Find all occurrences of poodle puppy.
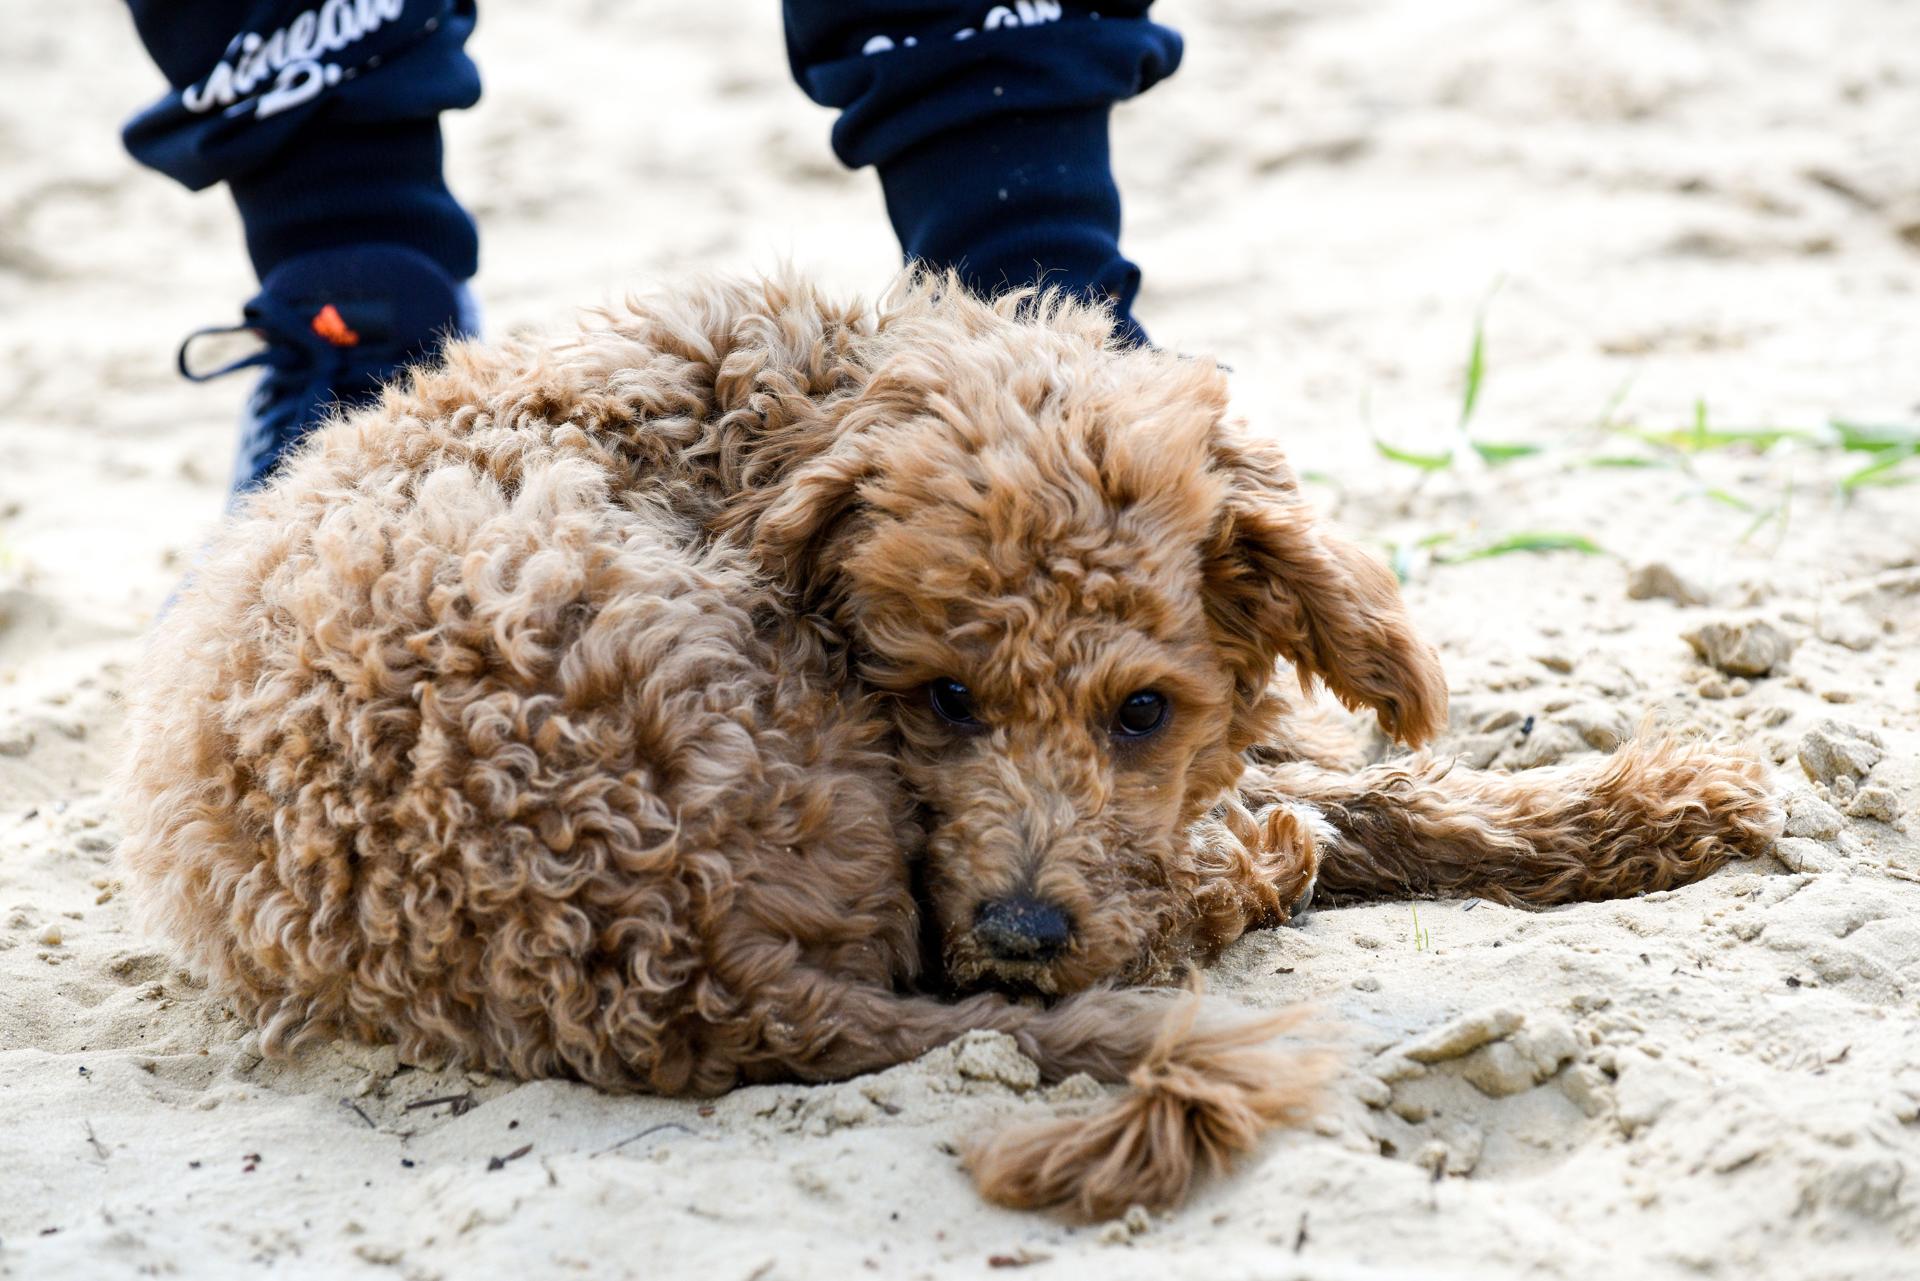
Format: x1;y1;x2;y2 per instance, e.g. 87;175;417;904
120;273;1779;1220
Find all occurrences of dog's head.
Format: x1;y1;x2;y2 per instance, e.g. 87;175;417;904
751;289;1446;995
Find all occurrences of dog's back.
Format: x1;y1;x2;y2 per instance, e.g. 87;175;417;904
118;276;929;1091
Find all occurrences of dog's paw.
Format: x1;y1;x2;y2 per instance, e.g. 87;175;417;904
1189;795;1328;930
1255;801;1329;920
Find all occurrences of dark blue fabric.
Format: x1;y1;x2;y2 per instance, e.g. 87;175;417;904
120;1;1179;337
121;0;480;280
784;1;1180;342
783;3;1180;169
177;243;471;491
877;106;1147;344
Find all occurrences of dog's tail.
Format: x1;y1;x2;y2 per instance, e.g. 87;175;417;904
1243;732;1782;907
969;993;1330;1220
742;970;1331;1220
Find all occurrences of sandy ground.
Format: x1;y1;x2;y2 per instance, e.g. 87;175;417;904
3;1;1919;1277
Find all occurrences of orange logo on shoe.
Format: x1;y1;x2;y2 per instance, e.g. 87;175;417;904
311;304;361;347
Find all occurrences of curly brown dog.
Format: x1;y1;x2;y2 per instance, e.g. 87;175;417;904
119;273;1780;1219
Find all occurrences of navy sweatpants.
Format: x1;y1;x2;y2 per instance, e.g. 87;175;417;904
121;1;1180;332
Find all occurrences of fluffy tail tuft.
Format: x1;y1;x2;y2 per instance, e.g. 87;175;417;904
969;999;1331;1220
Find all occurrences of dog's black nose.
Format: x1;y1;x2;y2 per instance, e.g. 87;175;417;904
974;897;1073;962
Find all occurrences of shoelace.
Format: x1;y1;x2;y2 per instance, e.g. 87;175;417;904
176;293;371;396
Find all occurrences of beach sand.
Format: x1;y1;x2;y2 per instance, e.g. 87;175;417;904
2;1;1917;1277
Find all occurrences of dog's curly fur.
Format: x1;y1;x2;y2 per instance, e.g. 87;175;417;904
120;272;1780;1220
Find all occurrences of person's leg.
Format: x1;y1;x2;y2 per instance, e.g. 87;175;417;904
784;2;1181;346
120;0;483;492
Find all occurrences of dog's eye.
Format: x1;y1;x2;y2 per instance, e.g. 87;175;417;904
1113;690;1169;738
928;678;981;727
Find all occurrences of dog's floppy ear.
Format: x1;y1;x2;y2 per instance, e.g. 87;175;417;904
748;438;874;600
1201;426;1448;747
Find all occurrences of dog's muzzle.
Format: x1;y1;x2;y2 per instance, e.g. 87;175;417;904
973;896;1074;962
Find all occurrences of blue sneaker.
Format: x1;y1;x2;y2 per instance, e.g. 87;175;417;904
178;244;476;495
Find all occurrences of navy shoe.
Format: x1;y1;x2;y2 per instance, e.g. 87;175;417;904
178;244;476;495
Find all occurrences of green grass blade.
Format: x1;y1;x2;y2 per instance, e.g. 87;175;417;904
1593;379;1635;431
1830;420;1920;454
1840;446;1920;491
1460;317;1487;428
1457;277;1504;429
1439;532;1606;563
1470;440;1543;465
1374;438;1455;472
1583;454;1669;469
1737;505;1779;544
1622;425;1812;453
1700;487;1756;512
1737;479;1795;547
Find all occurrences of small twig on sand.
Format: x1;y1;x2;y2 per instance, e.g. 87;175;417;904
486;1143;533;1172
84;1121;109;1160
339;1098;377;1129
404;1092;475;1117
590;1122;694;1158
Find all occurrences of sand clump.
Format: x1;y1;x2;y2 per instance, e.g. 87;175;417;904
1684;616;1795;677
1629;562;1710;608
1799;720;1888;786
